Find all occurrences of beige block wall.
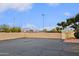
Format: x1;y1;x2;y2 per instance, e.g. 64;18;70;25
0;33;61;40
62;31;75;39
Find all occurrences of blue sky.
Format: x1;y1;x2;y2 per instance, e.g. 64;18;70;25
0;3;79;30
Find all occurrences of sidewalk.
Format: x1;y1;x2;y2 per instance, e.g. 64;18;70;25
64;39;79;43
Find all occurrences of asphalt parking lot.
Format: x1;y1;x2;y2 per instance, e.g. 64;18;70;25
0;38;79;56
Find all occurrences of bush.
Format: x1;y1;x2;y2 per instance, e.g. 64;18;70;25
29;29;34;32
74;32;79;39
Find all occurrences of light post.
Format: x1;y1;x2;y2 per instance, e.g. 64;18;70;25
41;14;45;31
13;17;15;27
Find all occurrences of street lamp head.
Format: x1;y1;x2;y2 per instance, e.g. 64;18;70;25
41;14;45;16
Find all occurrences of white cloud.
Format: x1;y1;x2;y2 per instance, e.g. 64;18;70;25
0;3;32;12
48;3;60;6
64;12;71;16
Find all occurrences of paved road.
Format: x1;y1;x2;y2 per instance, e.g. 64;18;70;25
0;38;79;56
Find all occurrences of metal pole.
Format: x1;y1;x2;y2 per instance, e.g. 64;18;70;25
13;17;15;27
42;14;45;31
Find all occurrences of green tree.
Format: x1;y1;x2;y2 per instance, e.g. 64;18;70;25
57;13;79;38
55;27;62;33
43;29;48;32
10;27;21;32
75;13;79;22
57;21;67;30
29;29;34;32
48;27;62;33
66;17;75;26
